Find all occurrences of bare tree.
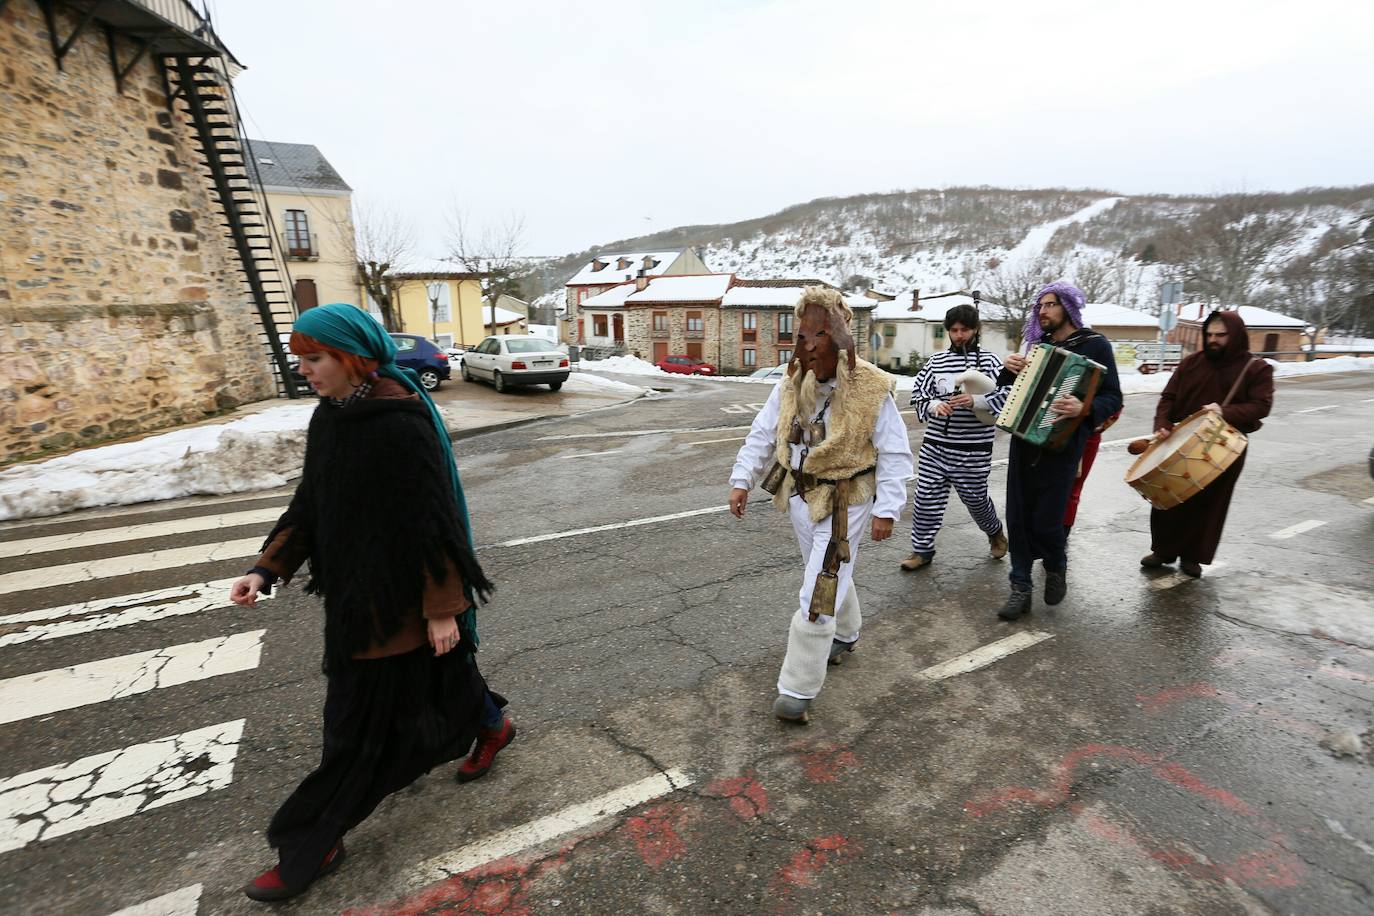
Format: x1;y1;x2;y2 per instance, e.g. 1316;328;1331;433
1068;252;1117;303
1165;195;1301;308
446;209;528;335
350;202;415;332
980;254;1066;350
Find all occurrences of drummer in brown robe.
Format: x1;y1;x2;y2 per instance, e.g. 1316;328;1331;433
1141;310;1274;577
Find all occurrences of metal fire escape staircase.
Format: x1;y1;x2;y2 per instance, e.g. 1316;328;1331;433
163;57;301;398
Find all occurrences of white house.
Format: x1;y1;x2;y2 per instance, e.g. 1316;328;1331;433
870;292;1012;371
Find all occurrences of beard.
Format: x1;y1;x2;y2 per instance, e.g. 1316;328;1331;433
1038;314;1064;336
1204;344;1226;362
792;365;820;420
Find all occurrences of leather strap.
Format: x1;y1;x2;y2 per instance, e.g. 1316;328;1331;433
1222;357;1261;407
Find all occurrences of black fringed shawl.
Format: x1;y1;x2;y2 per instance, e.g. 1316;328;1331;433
263;397;493;670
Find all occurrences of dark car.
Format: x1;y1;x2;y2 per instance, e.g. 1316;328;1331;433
391;334;451;391
655;355;716;376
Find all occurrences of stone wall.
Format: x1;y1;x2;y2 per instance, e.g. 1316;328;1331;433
0;3;275;463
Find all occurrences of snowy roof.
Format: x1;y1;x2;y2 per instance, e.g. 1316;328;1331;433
567;251;684;286
582;274;735;306
722;286;807;307
489;306;525;324
1081;303;1158;328
871;293;979;322
1176;303;1306;328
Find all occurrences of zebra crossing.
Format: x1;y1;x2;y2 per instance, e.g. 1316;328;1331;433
0;493;292;913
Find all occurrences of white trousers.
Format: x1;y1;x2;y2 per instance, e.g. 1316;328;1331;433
777;495;872;700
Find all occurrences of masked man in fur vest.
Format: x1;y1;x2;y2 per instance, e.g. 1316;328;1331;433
729;287;914;723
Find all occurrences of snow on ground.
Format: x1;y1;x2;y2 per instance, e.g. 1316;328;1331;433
578;355;673;377
564;373;655;396
1001;197;1123;268
1270;355;1374;376
0;404;317;521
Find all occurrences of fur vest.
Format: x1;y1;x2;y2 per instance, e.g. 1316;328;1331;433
772;356;897;523
263;396;493;671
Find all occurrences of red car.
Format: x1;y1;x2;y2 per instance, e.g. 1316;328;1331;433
655;355;716;375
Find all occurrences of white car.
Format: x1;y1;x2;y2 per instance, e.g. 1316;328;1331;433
462;335;570;392
748;364;787;381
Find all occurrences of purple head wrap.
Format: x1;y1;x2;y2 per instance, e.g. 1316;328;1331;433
1022;281;1086;349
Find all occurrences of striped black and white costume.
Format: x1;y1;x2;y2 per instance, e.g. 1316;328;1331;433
908;347;1009;557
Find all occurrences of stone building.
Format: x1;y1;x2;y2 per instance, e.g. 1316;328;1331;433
1170;303;1306;359
581;275;874;373
562;247;710;345
1;1;290;462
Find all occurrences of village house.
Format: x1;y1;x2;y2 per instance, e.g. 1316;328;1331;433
562;247;710;344
1;0;298;461
581;275;875;373
869;292;1010;372
244;139;363;311
385;270;491;348
1170;304;1306;359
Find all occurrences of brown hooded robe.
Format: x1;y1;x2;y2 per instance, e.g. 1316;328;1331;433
1149;310;1274;564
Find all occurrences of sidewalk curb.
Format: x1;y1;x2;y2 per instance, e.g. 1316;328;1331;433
448;415;550;443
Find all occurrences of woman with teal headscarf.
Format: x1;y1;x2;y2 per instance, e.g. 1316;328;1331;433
229;304;515;903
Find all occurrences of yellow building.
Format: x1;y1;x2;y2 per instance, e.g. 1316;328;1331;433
245;140;364;312
388;272;500;348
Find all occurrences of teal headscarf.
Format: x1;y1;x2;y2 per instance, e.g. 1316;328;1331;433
294;303;482;645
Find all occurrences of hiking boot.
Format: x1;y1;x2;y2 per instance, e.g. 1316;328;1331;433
773;694;810;723
997;585;1032;621
900;552;933;571
456;718;516;783
1180;560;1203;578
988;529;1008;559
828;638;857;666
244;842;345;902
1140;553;1175;568
1044;568;1067;605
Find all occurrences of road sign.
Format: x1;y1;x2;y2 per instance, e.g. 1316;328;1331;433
1159;310;1178;332
1160;281;1185;305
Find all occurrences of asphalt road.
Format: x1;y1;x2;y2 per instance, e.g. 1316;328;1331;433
1;370;1371;915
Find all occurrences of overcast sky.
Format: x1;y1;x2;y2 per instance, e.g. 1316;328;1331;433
214;0;1374;258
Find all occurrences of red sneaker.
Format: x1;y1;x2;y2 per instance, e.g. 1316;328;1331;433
243;842;345;903
456;718;516;783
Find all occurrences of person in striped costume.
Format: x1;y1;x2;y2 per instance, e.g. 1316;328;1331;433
900;305;1010;570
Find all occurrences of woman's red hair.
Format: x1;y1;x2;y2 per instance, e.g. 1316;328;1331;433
289;331;379;380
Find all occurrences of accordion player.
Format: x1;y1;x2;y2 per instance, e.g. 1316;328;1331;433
994;344;1105;452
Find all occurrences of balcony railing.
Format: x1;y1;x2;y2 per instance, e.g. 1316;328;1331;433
685;328;705;339
650;326;669;338
283;232;319;261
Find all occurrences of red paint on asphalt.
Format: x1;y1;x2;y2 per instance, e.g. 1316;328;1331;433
1136;682;1219;712
790;741;860;783
623;802;689;867
704;773;769;819
347;851;567;916
771;835;858;892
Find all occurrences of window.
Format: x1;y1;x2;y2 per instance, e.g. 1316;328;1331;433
883;324;896;338
777;313;793;341
284;209;312;257
652;311;669;332
393;336;418;352
592;314;609;336
742;312;757;342
934;325;945;339
435;334;454;349
426;282;451;322
777;348;793;364
743;348;757;367
577;288;588;303
686;312;704;332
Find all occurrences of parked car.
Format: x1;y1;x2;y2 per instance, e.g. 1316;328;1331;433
748;364;787;380
462;335;570;392
656;355;717;376
391;334;451;391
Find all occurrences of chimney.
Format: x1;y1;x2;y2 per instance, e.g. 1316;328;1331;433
909;289;920;312
635;275;649;292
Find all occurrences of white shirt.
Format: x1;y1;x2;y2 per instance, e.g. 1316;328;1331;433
729;379;914;520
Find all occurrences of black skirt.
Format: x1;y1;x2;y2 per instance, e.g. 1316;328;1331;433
267;644;499;888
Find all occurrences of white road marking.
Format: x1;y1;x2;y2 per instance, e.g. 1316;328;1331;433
0;538;262;593
489;507;728;549
0;579;250;649
1364;496;1374;507
0;631;264;725
1295;404;1338;414
557;449;625;460
106;883;202;916
1270;519;1327;540
1148;562;1228;591
410;768;691;887
0;507;281;559
536;426;749;441
918;631;1054;681
0;719;244;855
688;436;747;446
1325;818;1374;859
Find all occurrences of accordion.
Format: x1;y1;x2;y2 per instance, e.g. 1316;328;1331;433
995;344;1105;451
